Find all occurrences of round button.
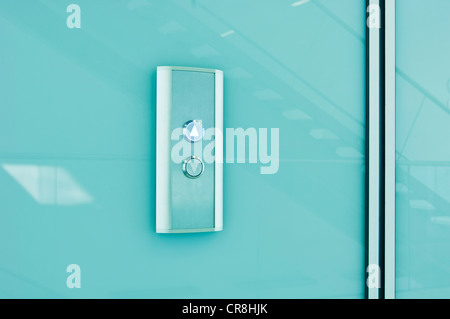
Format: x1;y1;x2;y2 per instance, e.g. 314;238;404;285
183;120;204;143
182;156;204;179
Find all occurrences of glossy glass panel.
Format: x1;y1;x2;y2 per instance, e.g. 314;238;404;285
0;0;366;298
396;0;450;298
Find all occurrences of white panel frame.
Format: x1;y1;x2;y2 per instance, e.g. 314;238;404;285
367;0;381;300
156;66;223;233
384;0;396;300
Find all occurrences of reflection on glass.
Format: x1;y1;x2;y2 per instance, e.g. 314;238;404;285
2;164;93;206
396;0;450;298
0;0;366;298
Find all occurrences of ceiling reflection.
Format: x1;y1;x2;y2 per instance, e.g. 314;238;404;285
2;164;93;206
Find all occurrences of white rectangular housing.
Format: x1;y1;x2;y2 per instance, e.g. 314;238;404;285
156;66;223;233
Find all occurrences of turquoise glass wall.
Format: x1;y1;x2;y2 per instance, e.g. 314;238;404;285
0;0;366;298
396;0;450;298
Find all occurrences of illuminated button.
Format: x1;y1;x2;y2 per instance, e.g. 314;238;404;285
183;120;204;142
182;156;204;178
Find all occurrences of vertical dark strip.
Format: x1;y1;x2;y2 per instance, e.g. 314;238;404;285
379;0;386;300
364;0;370;300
